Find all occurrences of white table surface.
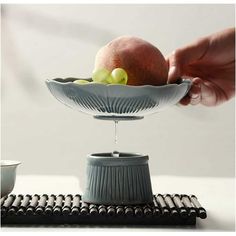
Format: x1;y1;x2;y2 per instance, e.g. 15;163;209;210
1;175;235;232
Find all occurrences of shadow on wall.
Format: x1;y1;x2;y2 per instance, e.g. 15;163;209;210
1;5;115;98
2;6;115;45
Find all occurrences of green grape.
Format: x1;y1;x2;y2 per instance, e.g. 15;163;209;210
105;74;114;84
73;79;90;84
92;68;111;83
111;68;128;85
90;81;106;84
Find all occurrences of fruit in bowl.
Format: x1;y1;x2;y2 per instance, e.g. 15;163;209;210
72;36;168;86
73;67;128;85
94;36;168;86
92;68;128;85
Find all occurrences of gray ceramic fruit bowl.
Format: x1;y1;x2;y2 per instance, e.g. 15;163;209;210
45;78;191;120
1;160;21;197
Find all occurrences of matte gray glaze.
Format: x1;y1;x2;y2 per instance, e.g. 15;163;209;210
45;78;191;120
82;153;153;205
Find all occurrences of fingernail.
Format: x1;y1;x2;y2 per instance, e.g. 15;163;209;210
167;66;177;84
189;93;199;99
168;66;176;78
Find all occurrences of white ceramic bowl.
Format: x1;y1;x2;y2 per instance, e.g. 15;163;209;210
1;160;21;197
46;78;191;120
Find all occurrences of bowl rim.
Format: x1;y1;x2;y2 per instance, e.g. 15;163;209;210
46;78;192;89
1;160;21;167
88;152;148;159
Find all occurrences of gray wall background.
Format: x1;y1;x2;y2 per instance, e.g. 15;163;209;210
1;4;235;186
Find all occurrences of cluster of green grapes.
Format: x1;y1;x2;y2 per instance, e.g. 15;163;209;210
73;68;128;85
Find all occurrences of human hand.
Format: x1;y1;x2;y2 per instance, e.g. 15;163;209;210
166;28;235;106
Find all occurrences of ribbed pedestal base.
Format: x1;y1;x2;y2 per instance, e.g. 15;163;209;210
83;153;153;205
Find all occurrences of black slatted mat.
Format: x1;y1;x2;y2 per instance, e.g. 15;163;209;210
1;194;207;226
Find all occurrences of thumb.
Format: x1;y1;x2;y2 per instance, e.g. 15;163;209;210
166;37;210;84
166;52;181;84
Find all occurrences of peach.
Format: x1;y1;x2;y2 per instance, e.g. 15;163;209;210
94;36;168;86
